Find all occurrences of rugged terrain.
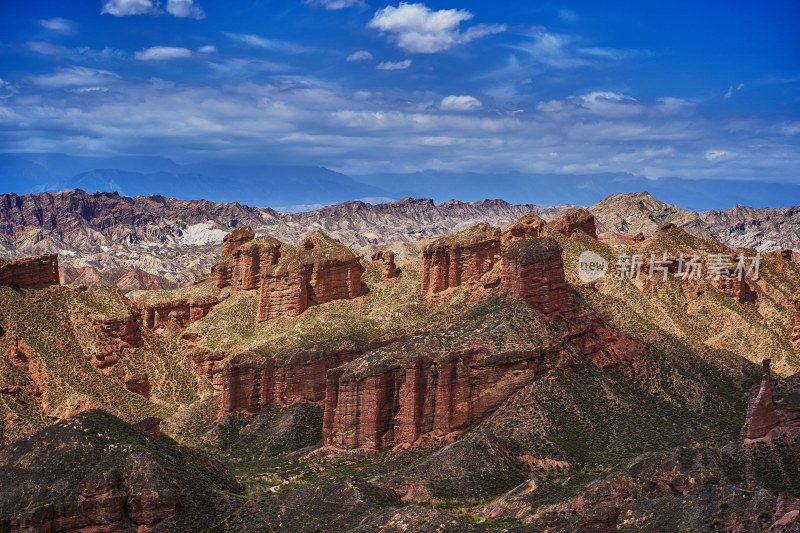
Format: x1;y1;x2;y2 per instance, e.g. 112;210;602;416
1;206;800;531
1;189;798;291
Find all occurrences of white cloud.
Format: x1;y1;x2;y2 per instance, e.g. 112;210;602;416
3;73;797;184
135;46;193;60
705;150;733;161
198;45;217;54
303;0;364;9
225;33;312;54
166;0;205;19
101;0;159;16
368;3;506;54
510;31;634;69
30;66;121;88
347;50;373;62
440;95;482;111
376;59;412;70
27;41;72;56
724;83;744;99
537;91;642;118
38;18;76;34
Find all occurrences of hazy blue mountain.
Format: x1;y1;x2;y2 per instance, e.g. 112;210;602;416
2;152;798;211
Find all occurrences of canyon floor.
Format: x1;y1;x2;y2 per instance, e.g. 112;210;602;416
1;203;800;532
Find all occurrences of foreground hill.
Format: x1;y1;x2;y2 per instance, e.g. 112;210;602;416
2;208;800;530
0;189;797;290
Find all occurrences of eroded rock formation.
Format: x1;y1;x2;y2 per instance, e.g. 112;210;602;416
215;234;282;291
0;254;60;288
420;224;501;298
257;232;362;322
741;359;800;442
372;251;398;280
321;313;645;450
137;296;223;331
94;312;143;348
222;346;365;414
124;372;151;399
499;237;572;319
547;209;597;239
791;294;800;344
220;225;255;257
501;214;546;246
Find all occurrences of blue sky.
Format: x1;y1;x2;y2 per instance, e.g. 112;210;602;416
0;0;798;197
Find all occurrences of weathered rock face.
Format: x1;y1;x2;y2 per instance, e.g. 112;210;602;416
499;237;572;319
94;312;143;348
0;254;60;288
791;294;800;344
124;372;151;399
420;224;501;298
137;296;222;331
322;314;645;450
372;251;398;280
741;359;800;442
222;347;364;414
501;214;546;246
256;232;362;322
220;225;255;257
215;235;282;291
711;275;756;304
548;209;597;239
0;411;242;532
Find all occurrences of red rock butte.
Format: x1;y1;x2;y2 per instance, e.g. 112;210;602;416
420;223;501;298
221;223;649;451
500;237;573;319
741;359;800;442
547;209;597;239
0;254;60;288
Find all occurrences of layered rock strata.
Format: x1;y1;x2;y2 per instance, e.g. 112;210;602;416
222;346;366;414
501;214;546;246
547;209;597;239
741;359;800;441
321;312;645;450
372;251;398;280
137;296;223;331
420;224;501;298
499;237;572;319
0;253;60;288
215;234;282;291
256;232;362;322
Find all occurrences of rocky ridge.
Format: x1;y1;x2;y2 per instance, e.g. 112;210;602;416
2;189;797;291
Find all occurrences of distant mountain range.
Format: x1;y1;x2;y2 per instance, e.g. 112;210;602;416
0;188;797;291
2;151;800;211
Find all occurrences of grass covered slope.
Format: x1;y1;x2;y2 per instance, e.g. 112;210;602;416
0;409;243;531
0;284;200;445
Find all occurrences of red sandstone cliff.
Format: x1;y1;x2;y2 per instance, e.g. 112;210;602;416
501;214;546;246
547;209;597;239
499;237;572;319
0;254;60;288
137;296;223;331
420;223;501;298
256;232;362;322
372;251;398;280
319;237;645;450
741;359;800;442
221;225;255;257
215;234;282;291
